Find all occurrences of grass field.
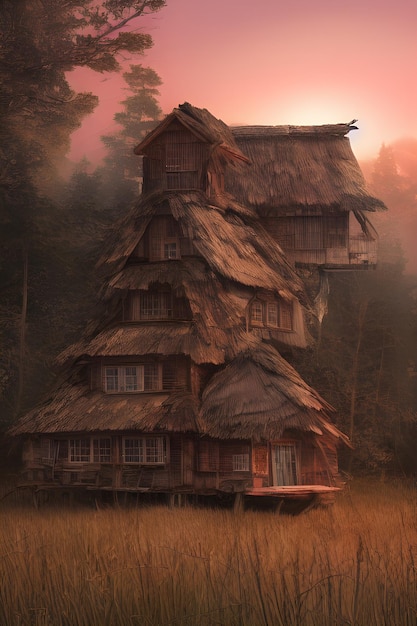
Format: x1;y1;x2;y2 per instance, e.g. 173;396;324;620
1;478;417;625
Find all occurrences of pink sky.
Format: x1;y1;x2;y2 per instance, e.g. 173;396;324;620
69;0;417;164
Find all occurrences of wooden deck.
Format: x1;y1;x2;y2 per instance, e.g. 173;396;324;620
245;485;341;499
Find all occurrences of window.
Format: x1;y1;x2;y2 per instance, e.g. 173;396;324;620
104;364;166;393
232;454;250;472
102;361;187;393
250;301;263;324
139;291;172;319
105;366;144;393
249;299;293;331
164;242;178;259
127;290;190;322
267;303;278;327
122;437;167;464
69;439;90;462
93;438;111;463
68;438;112;463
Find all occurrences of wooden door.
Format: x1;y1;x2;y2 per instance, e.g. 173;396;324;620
272;443;298;486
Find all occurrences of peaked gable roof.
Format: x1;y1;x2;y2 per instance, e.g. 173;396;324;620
134;102;249;165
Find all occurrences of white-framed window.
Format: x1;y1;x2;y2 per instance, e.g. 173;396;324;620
249;299;293;331
69;438;90;462
122;437;167;465
163;242;178;259
232;454;250;472
104;366;144;393
93;438;111;463
104;364;163;393
68;437;112;463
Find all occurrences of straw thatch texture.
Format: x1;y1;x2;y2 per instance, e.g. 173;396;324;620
134;102;249;165
227;126;386;214
99;190;305;299
58;323;229;365
199;343;349;444
10;383;199;435
105;260;260;352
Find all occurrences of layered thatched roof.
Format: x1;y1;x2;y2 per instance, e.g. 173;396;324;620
57;322;257;366
10;384;199;435
12;342;348;446
134;102;249;165
227;124;386;214
99;190;304;299
199;343;350;444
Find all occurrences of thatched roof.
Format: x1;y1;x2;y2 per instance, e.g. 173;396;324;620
58;323;226;365
99;190;305;299
134;102;249;165
12;342;348;446
10;384;199;435
227;124;386;214
199;343;350;445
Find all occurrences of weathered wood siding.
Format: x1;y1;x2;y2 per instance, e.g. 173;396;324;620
20;431;340;493
143;123;209;193
262;213;376;267
131;216;199;261
89;356;190;392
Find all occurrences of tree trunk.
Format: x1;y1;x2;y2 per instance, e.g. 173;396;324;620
15;246;28;416
348;299;369;465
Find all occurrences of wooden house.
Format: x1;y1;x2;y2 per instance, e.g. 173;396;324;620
227;124;386;269
10;103;357;511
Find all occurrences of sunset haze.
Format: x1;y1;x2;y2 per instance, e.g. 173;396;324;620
69;0;417;163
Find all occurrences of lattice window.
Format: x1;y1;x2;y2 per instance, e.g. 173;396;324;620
104;363;182;393
104;366;144;393
250;301;263;324
232;454;250;472
163;242;178;259
267;303;278;327
122;437;167;464
93;438;111;463
69;439;90;462
249;298;293;331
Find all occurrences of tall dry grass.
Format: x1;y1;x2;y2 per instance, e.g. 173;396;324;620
1;479;417;625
